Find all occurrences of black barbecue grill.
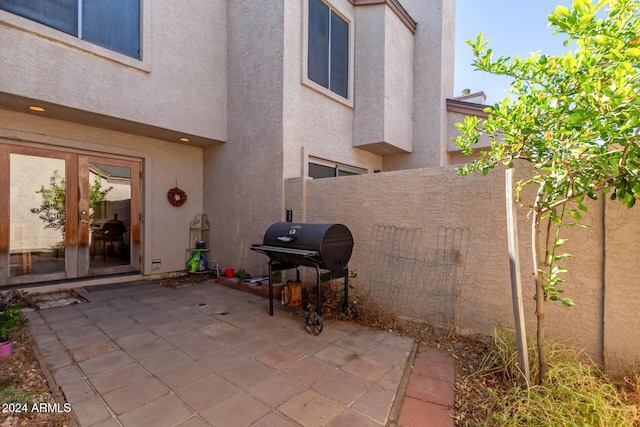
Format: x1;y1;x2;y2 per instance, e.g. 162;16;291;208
251;222;355;334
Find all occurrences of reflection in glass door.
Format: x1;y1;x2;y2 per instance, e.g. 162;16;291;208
88;162;132;270
9;153;73;281
80;155;140;277
2;146;141;286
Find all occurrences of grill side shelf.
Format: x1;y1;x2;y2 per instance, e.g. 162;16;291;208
250;245;320;258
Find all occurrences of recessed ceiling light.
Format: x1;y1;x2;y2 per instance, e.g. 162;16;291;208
179;137;190;142
28;105;46;112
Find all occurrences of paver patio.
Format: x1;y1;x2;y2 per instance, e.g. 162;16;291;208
24;279;455;426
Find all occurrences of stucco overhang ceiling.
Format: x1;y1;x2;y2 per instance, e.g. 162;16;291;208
0;92;223;148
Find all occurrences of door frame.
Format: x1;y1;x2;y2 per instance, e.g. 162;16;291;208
81;155;142;277
0;144;142;286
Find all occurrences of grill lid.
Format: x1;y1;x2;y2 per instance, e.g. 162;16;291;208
253;222;353;271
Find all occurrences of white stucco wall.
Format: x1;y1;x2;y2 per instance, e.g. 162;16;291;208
0;0;227;141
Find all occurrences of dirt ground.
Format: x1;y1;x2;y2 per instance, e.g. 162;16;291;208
0;320;71;427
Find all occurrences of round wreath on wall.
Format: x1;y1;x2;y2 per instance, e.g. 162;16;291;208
167;186;187;207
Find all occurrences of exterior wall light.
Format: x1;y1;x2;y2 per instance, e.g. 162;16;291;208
28;105;46;112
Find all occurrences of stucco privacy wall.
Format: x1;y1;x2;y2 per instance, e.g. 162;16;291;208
0;0;227;142
603;201;640;371
0;109;204;275
285;167;640;370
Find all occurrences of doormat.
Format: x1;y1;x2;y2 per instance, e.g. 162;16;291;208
83;280;150;292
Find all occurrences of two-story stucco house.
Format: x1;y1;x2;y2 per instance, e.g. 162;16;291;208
0;0;456;288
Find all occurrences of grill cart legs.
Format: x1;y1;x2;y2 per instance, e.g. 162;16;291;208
267;261;351;335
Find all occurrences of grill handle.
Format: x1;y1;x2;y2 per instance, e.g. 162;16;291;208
277;227;298;242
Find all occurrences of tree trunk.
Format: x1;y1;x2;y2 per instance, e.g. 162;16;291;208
531;208;548;383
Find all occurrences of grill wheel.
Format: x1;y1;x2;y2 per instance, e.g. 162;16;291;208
305;312;323;335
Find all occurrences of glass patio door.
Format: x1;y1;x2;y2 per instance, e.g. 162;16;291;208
0;145;141;286
81;155;141;276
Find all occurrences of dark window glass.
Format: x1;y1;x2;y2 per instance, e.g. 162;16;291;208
307;0;348;98
309;163;337;179
329;10;348;98
337;168;357;177
310;162;362;179
83;0;139;58
0;0;77;35
308;0;329;88
0;0;140;59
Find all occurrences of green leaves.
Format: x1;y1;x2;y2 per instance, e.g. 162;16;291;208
555;5;572;17
625;47;640;58
30;170;113;238
455;0;640;311
566;110;586;127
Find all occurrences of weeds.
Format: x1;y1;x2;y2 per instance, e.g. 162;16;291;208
0;375;23;390
479;327;639;426
0;305;25;342
0;387;39;406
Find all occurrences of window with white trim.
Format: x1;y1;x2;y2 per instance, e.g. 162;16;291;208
0;0;140;59
307;0;349;99
309;159;364;179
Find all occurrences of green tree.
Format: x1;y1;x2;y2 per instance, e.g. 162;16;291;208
31;170;113;238
455;0;640;383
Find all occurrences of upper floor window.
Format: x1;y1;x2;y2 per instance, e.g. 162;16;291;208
307;0;349;99
0;0;140;59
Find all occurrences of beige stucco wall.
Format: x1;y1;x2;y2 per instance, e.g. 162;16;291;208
208;0;428;276
204;0;287;277
282;0;380;180
284;166;640;370
0;109;204;276
2;0;458;282
383;0;456;170
353;4;414;155
603;200;640;371
0;0;227;142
